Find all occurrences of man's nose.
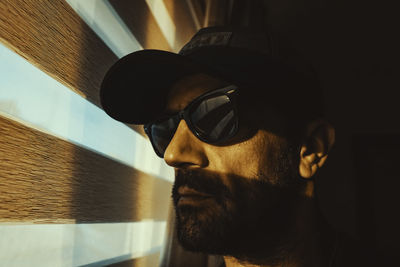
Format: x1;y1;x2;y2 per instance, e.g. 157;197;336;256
164;119;208;168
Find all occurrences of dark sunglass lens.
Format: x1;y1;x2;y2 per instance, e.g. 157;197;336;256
150;117;178;156
189;95;237;142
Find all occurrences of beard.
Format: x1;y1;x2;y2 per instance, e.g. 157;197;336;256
171;143;305;263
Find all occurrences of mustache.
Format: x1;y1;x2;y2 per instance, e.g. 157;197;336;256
172;169;233;202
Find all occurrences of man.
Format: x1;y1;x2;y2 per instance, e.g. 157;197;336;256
100;27;370;267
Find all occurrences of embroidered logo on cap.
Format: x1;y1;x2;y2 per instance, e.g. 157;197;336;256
179;32;232;55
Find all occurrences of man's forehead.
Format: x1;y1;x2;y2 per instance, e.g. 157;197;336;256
165;73;229;113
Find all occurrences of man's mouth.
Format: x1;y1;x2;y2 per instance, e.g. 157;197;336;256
177;186;214;205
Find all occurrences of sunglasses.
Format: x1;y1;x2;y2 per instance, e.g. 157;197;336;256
144;85;239;157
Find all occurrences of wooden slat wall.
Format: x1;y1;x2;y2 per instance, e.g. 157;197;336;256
0;0;116;108
0;0;199;265
0;115;172;223
0;0;148;135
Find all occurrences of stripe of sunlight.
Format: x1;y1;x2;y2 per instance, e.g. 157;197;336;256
0;220;166;267
145;0;178;51
65;0;143;58
0;43;173;182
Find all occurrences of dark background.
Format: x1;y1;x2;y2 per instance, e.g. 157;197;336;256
226;0;400;264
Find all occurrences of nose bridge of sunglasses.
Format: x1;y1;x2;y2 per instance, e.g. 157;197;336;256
168;117;198;149
171;112;187;137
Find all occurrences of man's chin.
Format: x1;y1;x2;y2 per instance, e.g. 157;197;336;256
176;221;233;255
175;204;236;254
174;195;297;258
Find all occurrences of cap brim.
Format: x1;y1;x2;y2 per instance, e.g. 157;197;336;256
100;50;211;124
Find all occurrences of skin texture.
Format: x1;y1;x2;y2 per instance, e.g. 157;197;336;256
162;73;335;267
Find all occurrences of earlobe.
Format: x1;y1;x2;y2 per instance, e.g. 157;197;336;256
298;120;335;179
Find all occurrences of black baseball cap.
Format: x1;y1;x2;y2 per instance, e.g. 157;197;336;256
100;26;320;125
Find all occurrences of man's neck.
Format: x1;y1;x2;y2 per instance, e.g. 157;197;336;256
223;198;335;267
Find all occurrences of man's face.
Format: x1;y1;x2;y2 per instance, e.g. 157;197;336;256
164;73;304;259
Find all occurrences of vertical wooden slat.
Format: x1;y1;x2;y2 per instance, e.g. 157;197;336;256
0;0;117;107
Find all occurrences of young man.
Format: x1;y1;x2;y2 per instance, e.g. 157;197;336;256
100;27;372;267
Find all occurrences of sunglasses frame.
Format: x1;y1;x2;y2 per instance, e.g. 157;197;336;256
144;84;239;157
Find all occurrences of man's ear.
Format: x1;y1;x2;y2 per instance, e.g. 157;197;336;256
299;119;335;179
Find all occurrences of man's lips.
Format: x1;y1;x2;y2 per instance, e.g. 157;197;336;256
178;186;213;197
177;186;214;205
